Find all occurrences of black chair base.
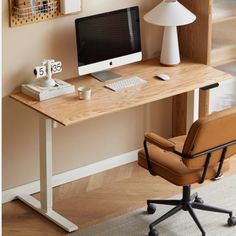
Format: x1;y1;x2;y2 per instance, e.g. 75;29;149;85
147;186;236;236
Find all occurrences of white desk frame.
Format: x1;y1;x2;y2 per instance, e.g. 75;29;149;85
16;114;78;232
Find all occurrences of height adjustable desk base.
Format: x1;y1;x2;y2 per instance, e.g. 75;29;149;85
17;194;78;232
16;114;78;232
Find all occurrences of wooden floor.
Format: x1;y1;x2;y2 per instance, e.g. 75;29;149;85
3;158;236;236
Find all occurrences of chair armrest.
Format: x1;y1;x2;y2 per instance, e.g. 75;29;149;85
145;132;175;151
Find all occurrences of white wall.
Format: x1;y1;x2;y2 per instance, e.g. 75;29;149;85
2;0;173;190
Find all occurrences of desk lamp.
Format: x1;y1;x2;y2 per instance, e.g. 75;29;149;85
144;0;196;66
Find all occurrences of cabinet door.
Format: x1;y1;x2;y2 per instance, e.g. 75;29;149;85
211;0;236;65
210;0;236;112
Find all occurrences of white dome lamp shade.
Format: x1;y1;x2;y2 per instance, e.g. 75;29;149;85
144;0;196;66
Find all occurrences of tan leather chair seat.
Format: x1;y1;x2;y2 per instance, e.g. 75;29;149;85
138;134;229;186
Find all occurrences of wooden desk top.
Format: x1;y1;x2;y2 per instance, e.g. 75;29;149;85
10;59;231;126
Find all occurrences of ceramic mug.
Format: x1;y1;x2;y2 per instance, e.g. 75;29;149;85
78;86;91;100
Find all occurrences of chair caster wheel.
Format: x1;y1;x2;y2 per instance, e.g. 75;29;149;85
147;204;156;214
149;228;159;236
194;196;204;204
228;216;236;226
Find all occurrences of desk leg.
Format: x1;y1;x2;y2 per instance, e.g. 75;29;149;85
172;93;188;136
16;115;78;232
172;90;200;136
199;89;210;118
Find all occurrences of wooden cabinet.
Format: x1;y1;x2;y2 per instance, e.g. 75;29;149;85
172;0;235;134
179;0;236;66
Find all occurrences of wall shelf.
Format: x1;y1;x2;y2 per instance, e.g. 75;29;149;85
9;0;82;27
9;0;61;27
211;45;236;66
213;6;236;24
213;15;236;24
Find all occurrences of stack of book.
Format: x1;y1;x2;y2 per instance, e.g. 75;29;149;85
21;79;75;101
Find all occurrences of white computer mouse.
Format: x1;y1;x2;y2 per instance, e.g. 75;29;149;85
154;73;170;81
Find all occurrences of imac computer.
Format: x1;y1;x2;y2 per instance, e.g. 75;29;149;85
75;6;142;82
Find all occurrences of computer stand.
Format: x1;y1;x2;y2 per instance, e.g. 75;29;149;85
91;70;121;82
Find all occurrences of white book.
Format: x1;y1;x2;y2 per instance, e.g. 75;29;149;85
21;79;75;101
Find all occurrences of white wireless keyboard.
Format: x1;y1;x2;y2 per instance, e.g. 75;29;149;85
105;76;147;91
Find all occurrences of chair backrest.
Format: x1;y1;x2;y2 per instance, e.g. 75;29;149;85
182;106;236;169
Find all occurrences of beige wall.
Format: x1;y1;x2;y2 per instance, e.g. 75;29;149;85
2;0;172;190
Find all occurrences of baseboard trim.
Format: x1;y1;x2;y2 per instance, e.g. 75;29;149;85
2;150;138;203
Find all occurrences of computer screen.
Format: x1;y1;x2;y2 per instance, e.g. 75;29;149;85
75;6;142;81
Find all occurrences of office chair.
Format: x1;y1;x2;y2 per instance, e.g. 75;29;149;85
138;106;236;236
